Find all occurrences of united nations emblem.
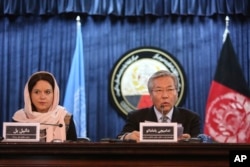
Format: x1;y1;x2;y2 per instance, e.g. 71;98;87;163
109;47;186;117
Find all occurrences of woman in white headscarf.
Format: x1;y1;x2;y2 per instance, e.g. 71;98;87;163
13;71;77;142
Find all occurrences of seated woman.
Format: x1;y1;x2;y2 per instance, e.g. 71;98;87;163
12;71;77;142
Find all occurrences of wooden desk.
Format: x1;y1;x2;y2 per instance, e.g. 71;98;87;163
0;142;249;167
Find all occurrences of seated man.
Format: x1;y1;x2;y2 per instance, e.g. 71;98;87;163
117;70;201;142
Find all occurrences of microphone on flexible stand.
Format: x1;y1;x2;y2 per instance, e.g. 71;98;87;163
39;123;64;143
161;105;167;122
40;123;63;128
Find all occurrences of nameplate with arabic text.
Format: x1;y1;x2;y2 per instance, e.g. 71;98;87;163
2;122;40;142
140;122;177;142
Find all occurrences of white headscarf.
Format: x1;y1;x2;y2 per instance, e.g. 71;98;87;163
13;71;67;142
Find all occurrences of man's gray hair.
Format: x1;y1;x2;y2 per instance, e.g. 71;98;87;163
147;70;179;93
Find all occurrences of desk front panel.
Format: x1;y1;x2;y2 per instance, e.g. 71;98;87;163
0;142;249;167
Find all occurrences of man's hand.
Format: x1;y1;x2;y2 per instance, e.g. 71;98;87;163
124;131;140;142
179;133;191;140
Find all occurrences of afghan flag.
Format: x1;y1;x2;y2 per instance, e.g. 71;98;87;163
204;32;250;143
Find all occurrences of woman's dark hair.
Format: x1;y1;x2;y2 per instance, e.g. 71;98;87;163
28;73;55;93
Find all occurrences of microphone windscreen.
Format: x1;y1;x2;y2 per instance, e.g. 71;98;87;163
40;123;63;128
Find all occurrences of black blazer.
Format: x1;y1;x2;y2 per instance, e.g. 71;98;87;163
118;106;201;138
66;115;77;141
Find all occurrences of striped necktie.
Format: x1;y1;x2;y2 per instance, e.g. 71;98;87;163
161;116;169;123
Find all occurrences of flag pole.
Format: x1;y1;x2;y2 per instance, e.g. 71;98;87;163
223;16;230;42
63;14;87;138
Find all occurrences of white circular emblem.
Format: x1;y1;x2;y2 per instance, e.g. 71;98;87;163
109;47;187;117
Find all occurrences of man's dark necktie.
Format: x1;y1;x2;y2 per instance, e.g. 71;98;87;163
161;116;169;123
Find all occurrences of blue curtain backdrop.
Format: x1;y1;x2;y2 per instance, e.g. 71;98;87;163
0;0;250;141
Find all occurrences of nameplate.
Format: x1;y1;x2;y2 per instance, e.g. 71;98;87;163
2;122;40;142
139;122;177;142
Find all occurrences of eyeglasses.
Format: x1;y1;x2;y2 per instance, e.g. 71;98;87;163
152;88;176;94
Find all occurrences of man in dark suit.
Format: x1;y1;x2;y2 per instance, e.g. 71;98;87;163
117;70;201;142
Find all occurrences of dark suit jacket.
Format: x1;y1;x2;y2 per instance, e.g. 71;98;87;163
66;115;77;141
118;106;201;138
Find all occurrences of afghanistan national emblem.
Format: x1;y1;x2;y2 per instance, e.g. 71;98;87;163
109;47;187;117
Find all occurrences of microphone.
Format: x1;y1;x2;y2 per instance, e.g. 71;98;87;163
161;104;164;113
40;123;63;128
161;105;165;122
